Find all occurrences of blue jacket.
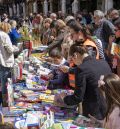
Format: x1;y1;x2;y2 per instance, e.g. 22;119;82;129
9;28;21;45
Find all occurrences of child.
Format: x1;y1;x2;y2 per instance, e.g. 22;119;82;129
48;48;69;89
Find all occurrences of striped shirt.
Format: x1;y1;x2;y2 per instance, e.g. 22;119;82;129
92;36;105;59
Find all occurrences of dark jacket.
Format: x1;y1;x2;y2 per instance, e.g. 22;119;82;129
64;56;111;119
46;28;67;52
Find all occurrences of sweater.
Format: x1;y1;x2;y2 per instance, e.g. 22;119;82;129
0;31;14;68
9;28;21;45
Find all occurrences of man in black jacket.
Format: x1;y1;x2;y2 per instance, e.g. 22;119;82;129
58;44;112;120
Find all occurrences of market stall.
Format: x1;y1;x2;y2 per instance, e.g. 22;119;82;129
1;44;104;129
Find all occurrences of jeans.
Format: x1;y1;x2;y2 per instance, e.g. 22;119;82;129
0;65;11;94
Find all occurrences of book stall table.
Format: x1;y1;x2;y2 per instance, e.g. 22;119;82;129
1;46;105;129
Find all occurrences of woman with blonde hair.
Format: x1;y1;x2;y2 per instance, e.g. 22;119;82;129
57;19;66;29
43;18;52;25
0;22;14;107
0;22;11;33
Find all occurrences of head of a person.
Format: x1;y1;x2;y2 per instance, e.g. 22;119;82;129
110;9;119;22
65;16;75;26
85;24;95;36
107;8;114;19
50;13;57;21
49;48;63;65
58;11;64;19
94;10;104;25
29;13;33;17
3;13;8;19
0;22;11;33
114;18;120;38
57;19;66;30
76;14;82;22
68;21;89;44
43;18;52;29
9;20;17;29
99;74;120;120
35;14;43;21
69;44;88;66
0;123;15;129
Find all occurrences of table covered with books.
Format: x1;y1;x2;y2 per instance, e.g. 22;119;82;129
1;45;104;129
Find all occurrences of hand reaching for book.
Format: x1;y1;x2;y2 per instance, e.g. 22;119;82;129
54;94;67;107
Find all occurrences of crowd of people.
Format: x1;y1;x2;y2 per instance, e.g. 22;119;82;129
0;8;120;129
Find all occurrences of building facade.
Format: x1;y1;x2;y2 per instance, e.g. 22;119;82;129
0;0;7;15
2;0;26;17
2;0;120;17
